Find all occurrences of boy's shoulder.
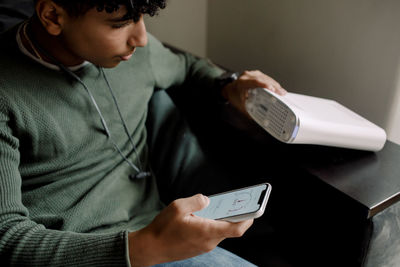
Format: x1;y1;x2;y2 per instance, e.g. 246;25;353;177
0;25;44;93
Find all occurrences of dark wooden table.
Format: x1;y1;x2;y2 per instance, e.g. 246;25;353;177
297;140;400;219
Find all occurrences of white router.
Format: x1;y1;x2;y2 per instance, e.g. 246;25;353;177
245;87;387;151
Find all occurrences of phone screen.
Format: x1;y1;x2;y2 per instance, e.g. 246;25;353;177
194;183;268;220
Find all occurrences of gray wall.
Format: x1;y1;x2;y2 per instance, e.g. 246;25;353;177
387;67;400;143
146;0;400;144
145;0;208;57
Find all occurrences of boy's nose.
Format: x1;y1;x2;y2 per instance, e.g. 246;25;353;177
128;16;147;48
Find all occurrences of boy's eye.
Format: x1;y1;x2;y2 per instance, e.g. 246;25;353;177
111;21;131;29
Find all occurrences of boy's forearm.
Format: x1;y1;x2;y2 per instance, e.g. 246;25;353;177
0;220;128;266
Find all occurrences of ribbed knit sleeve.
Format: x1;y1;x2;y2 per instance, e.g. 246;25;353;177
0;98;130;266
147;33;224;91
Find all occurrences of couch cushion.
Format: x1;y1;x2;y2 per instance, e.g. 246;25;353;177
0;0;33;33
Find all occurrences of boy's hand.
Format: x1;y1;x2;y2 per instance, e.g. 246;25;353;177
128;194;253;266
222;70;287;117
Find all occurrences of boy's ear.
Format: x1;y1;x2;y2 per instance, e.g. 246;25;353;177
35;0;67;36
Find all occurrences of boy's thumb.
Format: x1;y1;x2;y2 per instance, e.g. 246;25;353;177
185;194;209;213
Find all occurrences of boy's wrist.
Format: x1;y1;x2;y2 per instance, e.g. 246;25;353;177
215;72;239;103
128;230;150;267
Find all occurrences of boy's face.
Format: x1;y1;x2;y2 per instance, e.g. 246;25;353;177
59;5;147;68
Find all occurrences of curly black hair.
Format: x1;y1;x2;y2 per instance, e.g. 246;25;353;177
33;0;166;22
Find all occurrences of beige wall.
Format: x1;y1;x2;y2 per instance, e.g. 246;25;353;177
145;0;400;144
145;0;208;57
387;67;400;144
207;0;400;144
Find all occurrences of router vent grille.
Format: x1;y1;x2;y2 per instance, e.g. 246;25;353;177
268;101;289;137
246;88;296;142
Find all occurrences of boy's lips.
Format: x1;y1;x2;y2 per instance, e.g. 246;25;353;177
120;48;136;61
120;53;133;61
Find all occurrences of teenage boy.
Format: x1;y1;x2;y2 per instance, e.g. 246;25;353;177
0;0;286;266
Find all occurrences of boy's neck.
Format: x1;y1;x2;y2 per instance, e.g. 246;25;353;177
28;17;86;67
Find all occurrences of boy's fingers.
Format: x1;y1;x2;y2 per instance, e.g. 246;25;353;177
211;219;254;238
175;194;210;214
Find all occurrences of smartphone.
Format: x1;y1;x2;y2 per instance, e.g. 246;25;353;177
193;183;271;222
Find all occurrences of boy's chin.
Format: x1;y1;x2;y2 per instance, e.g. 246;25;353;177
96;60;122;68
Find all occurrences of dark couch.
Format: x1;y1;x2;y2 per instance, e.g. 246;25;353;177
0;0;32;31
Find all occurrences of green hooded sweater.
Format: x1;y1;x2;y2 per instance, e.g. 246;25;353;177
0;24;223;266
